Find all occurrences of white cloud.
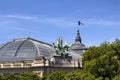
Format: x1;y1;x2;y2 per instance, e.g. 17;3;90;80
0;14;76;27
84;18;120;26
1;14;120;29
4;15;38;20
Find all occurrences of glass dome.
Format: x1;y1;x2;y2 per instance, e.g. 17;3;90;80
0;38;55;61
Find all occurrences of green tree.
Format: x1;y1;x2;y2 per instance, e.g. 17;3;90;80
18;72;41;80
0;74;17;80
46;71;65;80
83;39;120;80
65;70;95;80
113;74;120;80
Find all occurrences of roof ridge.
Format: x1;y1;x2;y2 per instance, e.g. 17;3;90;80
14;39;28;57
30;40;41;57
28;37;52;46
13;37;52;46
0;42;11;52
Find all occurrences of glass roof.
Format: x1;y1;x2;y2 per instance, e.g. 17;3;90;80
0;33;86;62
0;38;55;61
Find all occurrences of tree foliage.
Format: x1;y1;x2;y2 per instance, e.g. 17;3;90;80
46;71;65;80
65;70;95;80
83;39;120;80
113;74;120;80
0;74;17;80
0;72;41;80
19;72;41;80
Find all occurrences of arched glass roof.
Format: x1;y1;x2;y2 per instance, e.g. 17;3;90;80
0;38;55;61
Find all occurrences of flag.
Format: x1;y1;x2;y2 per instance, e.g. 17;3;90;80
78;21;84;26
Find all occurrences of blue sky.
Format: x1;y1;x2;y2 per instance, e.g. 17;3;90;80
0;0;120;46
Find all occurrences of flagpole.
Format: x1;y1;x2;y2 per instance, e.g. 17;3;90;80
77;21;84;31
